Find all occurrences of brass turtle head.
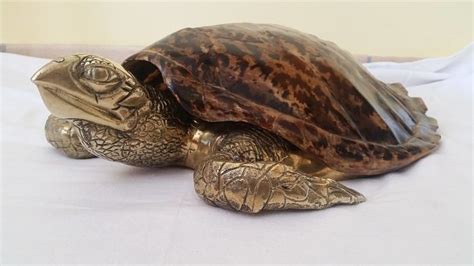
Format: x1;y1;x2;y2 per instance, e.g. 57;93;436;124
32;54;152;131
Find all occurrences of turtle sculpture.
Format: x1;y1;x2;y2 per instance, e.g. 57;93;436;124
31;23;440;213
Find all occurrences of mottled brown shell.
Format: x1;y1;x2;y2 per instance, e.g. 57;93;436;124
123;23;440;175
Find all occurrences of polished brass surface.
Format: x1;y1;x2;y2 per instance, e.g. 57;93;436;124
192;126;364;213
32;54;365;213
195;159;364;213
45;115;95;159
32;55;152;131
184;124;218;169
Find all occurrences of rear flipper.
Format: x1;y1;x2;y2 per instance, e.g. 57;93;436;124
194;155;365;213
388;83;440;140
45;115;96;159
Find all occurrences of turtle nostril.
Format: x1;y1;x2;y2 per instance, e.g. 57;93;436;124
53;57;65;63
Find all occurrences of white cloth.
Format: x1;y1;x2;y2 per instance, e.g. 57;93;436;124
1;45;472;264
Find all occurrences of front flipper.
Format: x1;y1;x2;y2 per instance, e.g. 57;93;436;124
194;156;365;213
45;115;95;159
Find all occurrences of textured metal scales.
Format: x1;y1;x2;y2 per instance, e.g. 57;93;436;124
193;126;364;213
45;115;95;159
124;23;440;175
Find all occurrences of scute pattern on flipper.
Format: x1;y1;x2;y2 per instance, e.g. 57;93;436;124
124;23;440;175
194;156;365;213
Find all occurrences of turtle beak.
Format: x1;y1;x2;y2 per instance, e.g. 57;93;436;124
31;56;89;120
31;57;68;82
31;55;145;131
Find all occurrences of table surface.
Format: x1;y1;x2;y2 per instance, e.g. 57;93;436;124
1;45;472;264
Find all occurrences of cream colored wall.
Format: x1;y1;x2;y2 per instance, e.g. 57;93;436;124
1;1;472;57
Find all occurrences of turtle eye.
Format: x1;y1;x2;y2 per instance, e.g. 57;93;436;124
79;64;124;94
82;65;120;84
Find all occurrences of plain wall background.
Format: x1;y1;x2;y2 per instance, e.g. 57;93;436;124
1;0;472;57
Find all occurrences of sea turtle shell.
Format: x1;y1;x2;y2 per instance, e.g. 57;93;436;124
123;23;440;175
